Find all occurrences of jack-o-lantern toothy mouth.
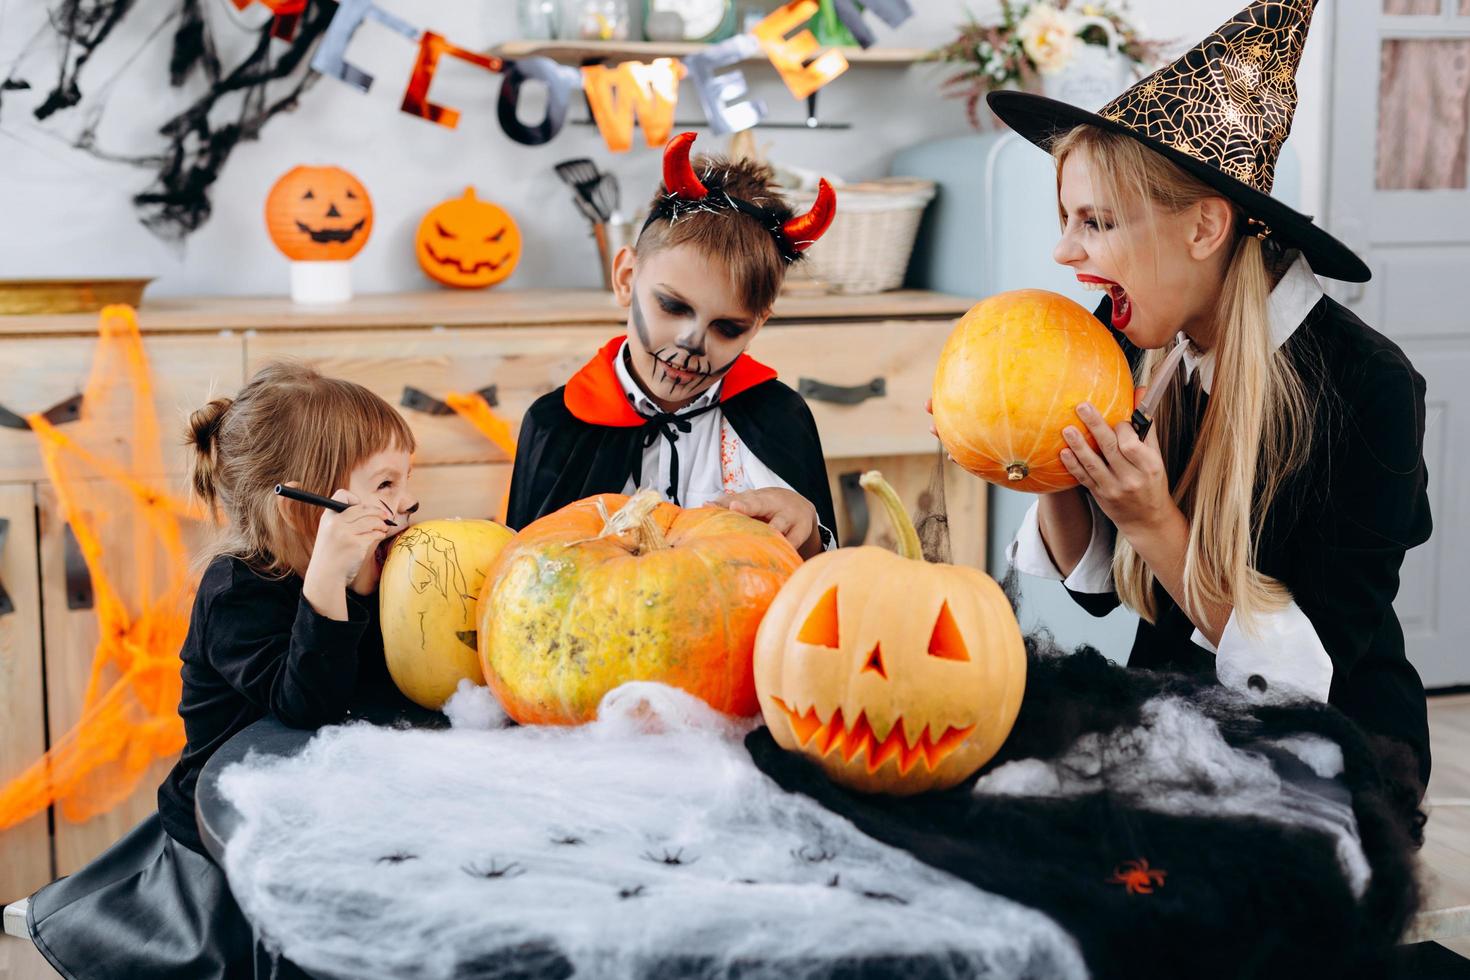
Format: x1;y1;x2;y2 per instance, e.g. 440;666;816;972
424;240;509;274
769;696;976;775
295;218;367;244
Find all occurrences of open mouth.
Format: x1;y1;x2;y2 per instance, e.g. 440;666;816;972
1077;274;1133;331
296;218;366;244
769;696;975;775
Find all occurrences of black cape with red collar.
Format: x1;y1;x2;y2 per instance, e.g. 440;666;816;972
506;337;838;534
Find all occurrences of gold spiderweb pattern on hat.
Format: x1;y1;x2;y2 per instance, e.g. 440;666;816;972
1098;0;1313;195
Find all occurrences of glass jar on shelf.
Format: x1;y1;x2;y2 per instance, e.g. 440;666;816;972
517;0;561;40
562;0;632;41
643;0;736;42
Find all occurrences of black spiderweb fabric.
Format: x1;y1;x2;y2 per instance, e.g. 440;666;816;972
0;0;334;241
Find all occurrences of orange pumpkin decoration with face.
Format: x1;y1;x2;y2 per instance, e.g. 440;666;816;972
415;187;522;289
932;289;1134;493
754;472;1026;795
265;165;373;261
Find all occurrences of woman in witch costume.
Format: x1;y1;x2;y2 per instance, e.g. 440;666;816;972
506;133;840;558
989;0;1433;803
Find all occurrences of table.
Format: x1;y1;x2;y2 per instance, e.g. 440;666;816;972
196;691;442;866
194;683;1469;980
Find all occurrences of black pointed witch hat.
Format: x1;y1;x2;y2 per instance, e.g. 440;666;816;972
988;0;1368;282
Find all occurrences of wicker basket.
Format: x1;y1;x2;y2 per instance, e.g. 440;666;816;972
783;178;936;295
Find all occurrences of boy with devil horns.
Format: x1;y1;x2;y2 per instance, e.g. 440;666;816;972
507;133;840;558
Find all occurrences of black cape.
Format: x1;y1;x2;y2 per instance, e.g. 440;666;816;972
506;339;837;537
1074;294;1433;789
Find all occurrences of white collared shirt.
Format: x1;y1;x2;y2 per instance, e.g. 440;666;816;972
613;341;834;548
1006;253;1334;702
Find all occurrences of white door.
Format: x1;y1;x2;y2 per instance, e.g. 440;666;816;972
1327;0;1470;687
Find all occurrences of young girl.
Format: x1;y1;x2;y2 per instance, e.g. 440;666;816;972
986;0;1433;798
27;361;418;978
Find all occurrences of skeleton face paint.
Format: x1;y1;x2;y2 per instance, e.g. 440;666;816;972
624;245;764;412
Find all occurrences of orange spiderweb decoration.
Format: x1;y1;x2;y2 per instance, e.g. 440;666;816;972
0;306;203;830
445;390;517;524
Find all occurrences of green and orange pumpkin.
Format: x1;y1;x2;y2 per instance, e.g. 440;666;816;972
478;490;802;725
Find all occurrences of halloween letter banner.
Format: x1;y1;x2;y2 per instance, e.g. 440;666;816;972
265;0;915;152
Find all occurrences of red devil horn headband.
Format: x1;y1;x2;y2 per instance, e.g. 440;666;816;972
783;178;836;253
662;131;708;199
658;132;837;257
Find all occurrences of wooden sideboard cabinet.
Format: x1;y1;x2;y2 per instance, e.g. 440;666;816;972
0;287;982;903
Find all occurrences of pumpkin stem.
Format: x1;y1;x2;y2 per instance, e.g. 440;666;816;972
1005;463;1028;482
858;471;922;561
598;489;670;554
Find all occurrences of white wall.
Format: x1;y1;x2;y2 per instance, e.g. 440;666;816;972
0;0;1333;298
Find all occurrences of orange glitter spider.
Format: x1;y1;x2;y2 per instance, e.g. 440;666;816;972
1110;858;1167;895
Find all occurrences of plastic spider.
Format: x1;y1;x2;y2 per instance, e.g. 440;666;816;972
1110;858;1167;895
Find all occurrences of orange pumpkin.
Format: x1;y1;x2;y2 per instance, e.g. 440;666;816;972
478;490;802;725
265;165;373;261
415;187;522;289
932;289;1134;493
754;472;1026;795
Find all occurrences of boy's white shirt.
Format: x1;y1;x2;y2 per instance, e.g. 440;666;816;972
1006;254;1334;702
613;340;834;549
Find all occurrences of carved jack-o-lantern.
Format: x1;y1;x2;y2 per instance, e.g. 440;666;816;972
265;165;374;261
415;187;522;289
754;472;1026;795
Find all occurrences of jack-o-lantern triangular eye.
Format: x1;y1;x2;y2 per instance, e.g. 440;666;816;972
927;601;970;662
862;643;886;678
797;586;840;648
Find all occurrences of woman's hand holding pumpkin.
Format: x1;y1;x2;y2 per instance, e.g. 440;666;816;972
1060;398;1176;537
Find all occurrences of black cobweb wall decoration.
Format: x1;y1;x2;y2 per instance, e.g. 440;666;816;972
0;0;334;242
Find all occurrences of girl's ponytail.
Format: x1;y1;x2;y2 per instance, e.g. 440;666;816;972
187;397;232;513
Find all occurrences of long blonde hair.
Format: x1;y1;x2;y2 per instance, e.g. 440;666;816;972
1052;126;1314;633
186;361;416;578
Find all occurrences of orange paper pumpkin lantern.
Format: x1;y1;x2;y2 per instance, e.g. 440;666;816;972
754;472;1026;795
932;289;1134;493
264;165;374;261
477;490;802;725
415;188;522;289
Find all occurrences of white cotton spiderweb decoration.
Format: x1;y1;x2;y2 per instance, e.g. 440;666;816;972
220;683;1086;980
973;696;1370;897
443;678;510;731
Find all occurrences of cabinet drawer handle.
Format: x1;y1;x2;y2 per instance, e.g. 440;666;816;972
799;377;885;406
0;392;84;431
0;518;13;617
400;385;498;416
64;523;94;611
838;471;869;548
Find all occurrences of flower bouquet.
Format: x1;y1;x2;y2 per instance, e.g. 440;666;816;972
932;1;1168;128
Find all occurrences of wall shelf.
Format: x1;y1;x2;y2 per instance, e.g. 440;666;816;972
490;39;932;66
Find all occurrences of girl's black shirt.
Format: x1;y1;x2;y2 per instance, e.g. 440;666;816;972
1071;295;1434;787
157;555;389;855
